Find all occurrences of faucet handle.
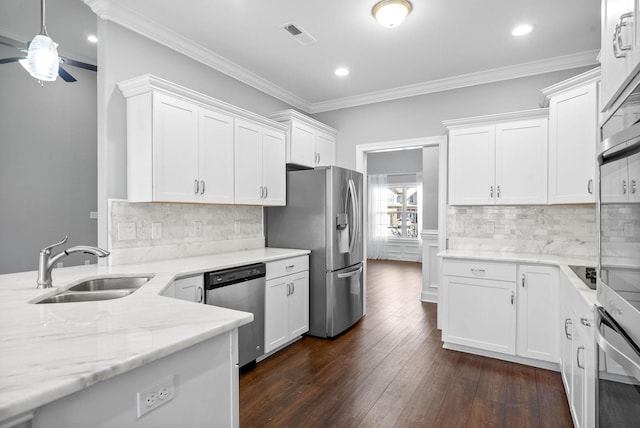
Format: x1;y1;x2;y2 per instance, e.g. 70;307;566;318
41;236;68;254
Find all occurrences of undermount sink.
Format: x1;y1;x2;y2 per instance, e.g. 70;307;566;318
68;276;152;292
35;276;153;304
37;290;135;304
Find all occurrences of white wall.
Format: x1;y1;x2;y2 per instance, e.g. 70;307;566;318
311;67;594;170
367;149;422;174
422;147;439;230
97;21;295;248
0;44;97;274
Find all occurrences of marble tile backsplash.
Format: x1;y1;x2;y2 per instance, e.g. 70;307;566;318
107;200;264;265
447;205;597;257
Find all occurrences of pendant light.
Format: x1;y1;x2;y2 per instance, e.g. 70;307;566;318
25;0;59;81
372;0;413;28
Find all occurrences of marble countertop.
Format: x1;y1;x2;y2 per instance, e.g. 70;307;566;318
439;249;598;306
0;247;310;423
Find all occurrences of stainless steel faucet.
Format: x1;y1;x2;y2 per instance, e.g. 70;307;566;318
37;236;110;288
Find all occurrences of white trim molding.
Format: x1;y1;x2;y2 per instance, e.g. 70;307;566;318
539;67;600;107
442;108;549;129
421;230;439;303
82;0;599;115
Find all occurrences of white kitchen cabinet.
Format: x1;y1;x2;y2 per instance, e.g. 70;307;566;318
118;74;288;206
601;0;640;111
542;69;599;204
445;110;548;206
123;92;234;204
559;272;595;428
516;265;559;363
172;274;205;303
264;256;309;354
234;119;286;206
266;110;337;168
442;259;517;355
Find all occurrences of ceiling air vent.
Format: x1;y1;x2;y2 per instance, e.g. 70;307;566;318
282;23;317;46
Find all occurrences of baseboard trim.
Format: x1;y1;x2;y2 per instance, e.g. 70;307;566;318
443;342;560;372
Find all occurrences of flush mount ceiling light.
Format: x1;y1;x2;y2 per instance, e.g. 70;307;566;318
335;67;350;77
512;24;534;36
372;0;413;28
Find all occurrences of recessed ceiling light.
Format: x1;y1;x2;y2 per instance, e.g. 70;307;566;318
87;35;98;43
372;0;413;28
512;24;533;37
335;67;350;77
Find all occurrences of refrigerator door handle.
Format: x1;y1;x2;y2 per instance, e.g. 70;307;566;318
347;178;359;254
337;266;363;279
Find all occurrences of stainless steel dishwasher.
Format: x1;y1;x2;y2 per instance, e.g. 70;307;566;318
204;263;265;368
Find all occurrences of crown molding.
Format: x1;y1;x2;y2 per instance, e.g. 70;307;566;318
309;50;599;113
265;109;338;135
538;67;600;107
118;74;288;131
442;108;549;129
83;1;598;115
83;0;311;112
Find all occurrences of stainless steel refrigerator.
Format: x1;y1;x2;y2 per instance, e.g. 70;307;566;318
266;166;363;338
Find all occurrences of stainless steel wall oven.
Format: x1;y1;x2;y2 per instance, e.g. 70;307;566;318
598;77;640;426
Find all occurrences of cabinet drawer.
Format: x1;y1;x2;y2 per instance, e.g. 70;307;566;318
442;259;516;282
266;256;309;280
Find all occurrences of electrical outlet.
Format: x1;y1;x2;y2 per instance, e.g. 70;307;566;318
152;222;162;240
136;375;175;418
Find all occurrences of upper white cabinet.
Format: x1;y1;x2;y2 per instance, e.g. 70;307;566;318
234;120;286;206
601;0;640;111
541;68;599;204
118;74;287;206
445;110;549;206
266;110;337;168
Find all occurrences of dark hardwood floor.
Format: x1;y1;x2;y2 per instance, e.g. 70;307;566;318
239;259;573;427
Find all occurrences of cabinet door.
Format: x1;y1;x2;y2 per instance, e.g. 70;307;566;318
289;120;315;167
494;118;548;205
234;119;263;205
448;126;495;205
601;0;638;110
548;82;598;204
444;275;516;355
516;265;559;362
173;275;204;303
262;129;286;206
315;131;336;166
288;271;309;338
152;93;199;202
198;108;234;204
560;305;574;397
265;277;289;353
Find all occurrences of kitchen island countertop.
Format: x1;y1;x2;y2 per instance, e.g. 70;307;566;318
0;247;310;423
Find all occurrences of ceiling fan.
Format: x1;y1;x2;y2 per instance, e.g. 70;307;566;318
0;0;97;84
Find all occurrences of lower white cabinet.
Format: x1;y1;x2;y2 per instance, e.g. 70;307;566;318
442;258;559;364
559;272;595;428
165;274;204;303
264;256;309;354
517;265;559;363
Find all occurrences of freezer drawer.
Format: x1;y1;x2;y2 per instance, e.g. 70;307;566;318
326;263;364;338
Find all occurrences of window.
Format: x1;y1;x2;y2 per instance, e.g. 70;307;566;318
386;185;419;238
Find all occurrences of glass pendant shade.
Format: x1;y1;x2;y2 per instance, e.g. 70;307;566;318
372;0;412;28
26;34;59;81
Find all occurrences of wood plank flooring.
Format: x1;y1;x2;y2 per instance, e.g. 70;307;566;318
239;259;573;427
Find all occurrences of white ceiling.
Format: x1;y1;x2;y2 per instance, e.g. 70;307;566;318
0;0;601;112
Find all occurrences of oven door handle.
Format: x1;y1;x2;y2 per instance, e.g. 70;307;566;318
597;306;640;380
596;329;640;380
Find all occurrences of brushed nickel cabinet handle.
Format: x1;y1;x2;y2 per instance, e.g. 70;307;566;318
521;273;526;288
565;318;573;340
200;180;205;195
194;179;199;195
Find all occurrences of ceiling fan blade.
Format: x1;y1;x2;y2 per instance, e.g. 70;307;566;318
58;65;77;82
0;35;27;52
0;57;25;64
60;56;97;72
